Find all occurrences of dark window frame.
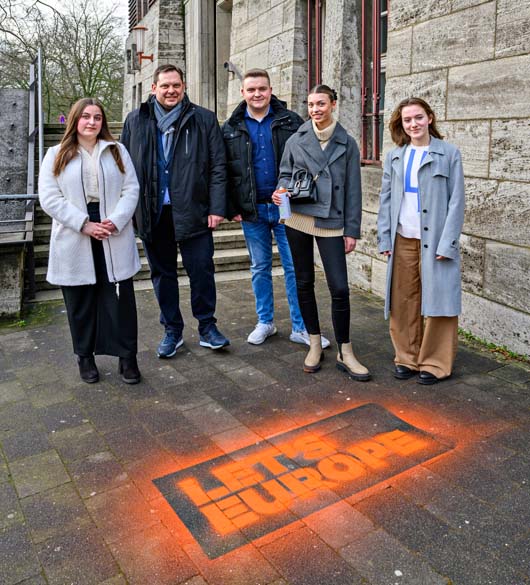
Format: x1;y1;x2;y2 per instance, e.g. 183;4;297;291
307;0;324;92
129;0;156;31
361;0;388;166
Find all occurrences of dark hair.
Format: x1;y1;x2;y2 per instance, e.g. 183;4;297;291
388;97;443;146
243;68;271;85
153;64;185;84
53;98;124;176
308;84;338;102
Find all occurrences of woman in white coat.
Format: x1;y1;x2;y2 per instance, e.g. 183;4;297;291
39;98;142;384
377;97;465;385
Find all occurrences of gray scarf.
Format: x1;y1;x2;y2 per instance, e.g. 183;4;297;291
154;99;183;160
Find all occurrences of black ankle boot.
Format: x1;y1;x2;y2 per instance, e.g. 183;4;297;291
119;356;141;384
77;355;99;384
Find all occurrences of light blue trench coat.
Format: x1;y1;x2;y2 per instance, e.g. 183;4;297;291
377;137;465;319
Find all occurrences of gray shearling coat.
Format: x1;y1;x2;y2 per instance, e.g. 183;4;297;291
377;137;465;319
277;120;362;238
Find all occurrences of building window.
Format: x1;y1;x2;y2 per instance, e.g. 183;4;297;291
307;0;325;92
361;0;388;165
129;0;156;30
132;85;137;109
137;82;142;108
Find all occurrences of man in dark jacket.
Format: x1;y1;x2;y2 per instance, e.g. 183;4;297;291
222;69;329;348
122;64;229;357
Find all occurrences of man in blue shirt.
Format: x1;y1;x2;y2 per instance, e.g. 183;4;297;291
222;69;330;348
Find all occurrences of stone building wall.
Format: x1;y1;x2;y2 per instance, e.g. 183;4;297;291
226;0;308;118
122;0;186;118
351;0;530;356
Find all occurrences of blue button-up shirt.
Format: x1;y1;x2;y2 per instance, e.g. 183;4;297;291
245;107;277;201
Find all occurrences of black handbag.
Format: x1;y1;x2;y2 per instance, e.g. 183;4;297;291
288;169;319;204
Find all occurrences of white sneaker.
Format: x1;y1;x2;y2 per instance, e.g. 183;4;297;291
290;329;331;349
247;323;278;345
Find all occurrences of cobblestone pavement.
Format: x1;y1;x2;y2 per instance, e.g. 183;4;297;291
1;276;529;585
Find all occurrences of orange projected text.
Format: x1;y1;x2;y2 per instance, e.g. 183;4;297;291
154;403;452;559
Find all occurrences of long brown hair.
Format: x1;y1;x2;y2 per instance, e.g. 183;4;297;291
388;97;443;146
53;98;124;176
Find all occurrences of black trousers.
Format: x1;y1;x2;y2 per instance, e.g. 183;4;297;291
61;204;138;358
142;206;217;336
285;227;350;344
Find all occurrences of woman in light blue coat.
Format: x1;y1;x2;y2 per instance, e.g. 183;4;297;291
377;97;465;385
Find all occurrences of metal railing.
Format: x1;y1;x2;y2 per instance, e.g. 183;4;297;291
27;48;44;194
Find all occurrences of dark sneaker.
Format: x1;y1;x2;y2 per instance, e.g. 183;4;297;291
199;325;230;350
157;332;184;358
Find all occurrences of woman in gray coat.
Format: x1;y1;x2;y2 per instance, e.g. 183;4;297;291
272;85;370;381
377;97;465;385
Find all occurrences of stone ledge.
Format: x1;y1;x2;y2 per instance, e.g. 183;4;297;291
0;244;25;318
461;291;530;357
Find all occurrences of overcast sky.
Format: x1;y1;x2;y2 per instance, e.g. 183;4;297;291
41;0;128;37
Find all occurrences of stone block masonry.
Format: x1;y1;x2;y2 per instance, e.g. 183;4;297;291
356;0;530;356
122;0;186;119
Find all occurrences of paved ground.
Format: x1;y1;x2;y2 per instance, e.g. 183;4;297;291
1;275;529;585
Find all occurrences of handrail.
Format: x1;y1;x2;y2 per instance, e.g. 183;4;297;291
0;194;39;201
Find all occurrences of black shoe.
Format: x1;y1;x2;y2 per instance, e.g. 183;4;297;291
394;365;417;380
77;355;99;384
119;357;141;384
417;371;446;385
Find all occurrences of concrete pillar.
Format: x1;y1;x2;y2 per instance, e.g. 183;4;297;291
322;0;363;142
0;89;29;318
216;1;233;120
184;0;216;110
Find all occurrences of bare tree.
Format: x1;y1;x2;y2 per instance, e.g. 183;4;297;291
0;0;125;121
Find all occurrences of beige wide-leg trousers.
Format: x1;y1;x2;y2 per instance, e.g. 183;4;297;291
389;233;458;379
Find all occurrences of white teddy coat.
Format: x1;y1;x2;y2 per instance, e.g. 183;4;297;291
39;140;141;286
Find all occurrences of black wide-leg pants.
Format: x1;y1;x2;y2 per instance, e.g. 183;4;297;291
61;203;138;358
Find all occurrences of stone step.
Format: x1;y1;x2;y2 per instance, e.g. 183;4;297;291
44;123;123;132
33;246;281;291
33;123;264;295
34;208;242;230
31;266;286;303
32;219;243;244
43;123;123;150
33;228;248;266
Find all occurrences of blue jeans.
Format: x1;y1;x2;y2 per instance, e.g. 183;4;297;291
242;203;305;331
